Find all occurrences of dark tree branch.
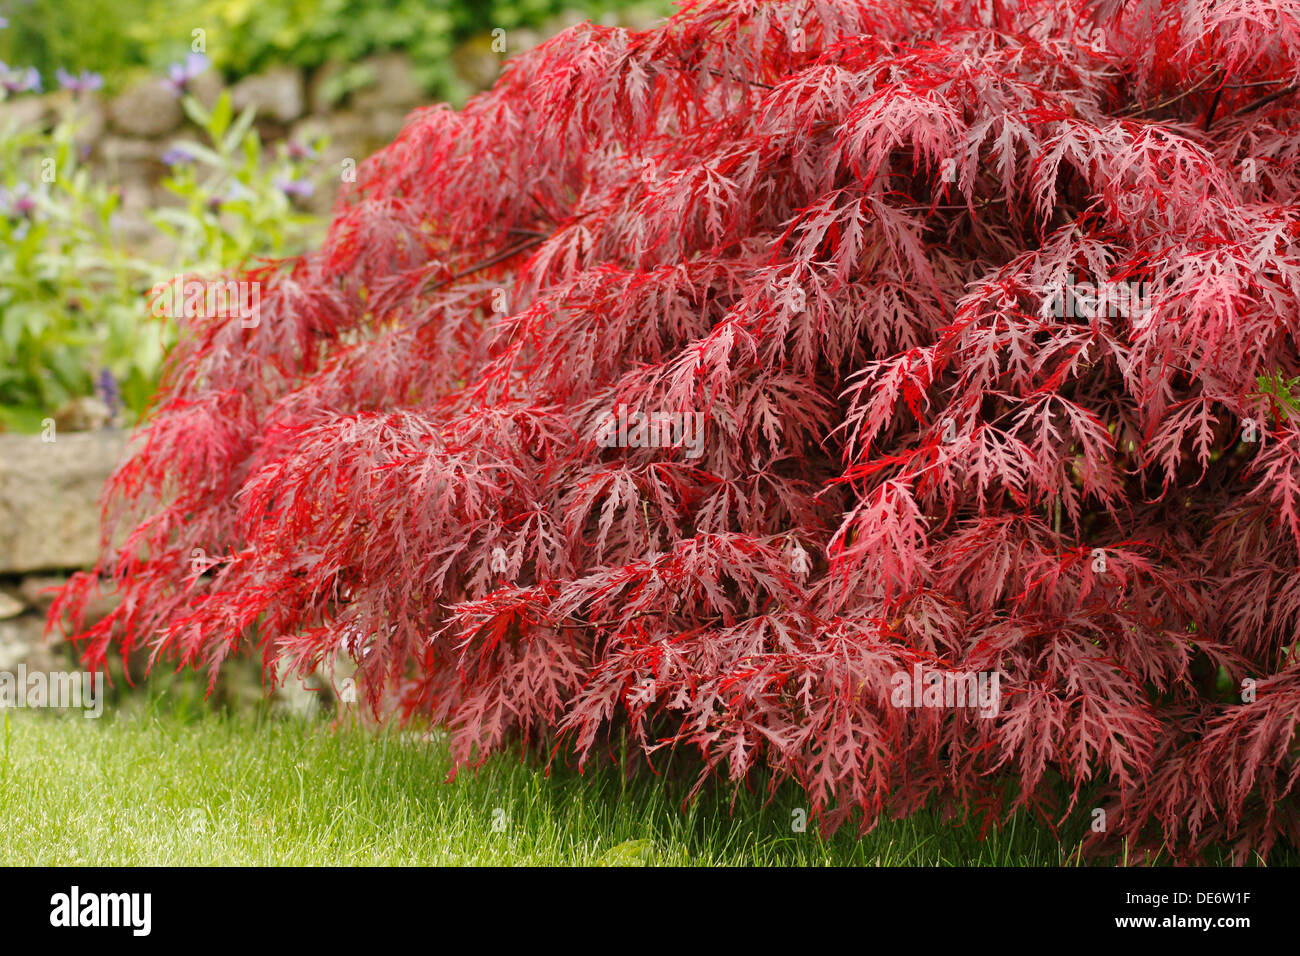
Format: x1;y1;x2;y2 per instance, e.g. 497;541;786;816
419;235;549;301
1203;84;1224;131
1231;82;1299;117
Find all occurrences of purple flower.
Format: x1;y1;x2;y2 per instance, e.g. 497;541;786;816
274;176;314;200
95;369;121;419
287;140;318;161
0;64;41;94
0;183;38;219
165;52;210;95
161;145;195;166
208;181;252;212
55;68;103;94
0;16;8;29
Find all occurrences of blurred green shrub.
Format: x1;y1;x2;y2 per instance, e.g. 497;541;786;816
0;0;160;89
179;0;462;100
1;0;672;99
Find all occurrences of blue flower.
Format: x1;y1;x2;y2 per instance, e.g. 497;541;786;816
0;64;41;94
209;181;253;211
161;145;195;166
274;175;314;200
287;139;318;161
95;369;121;418
55;67;103;94
165;52;210;95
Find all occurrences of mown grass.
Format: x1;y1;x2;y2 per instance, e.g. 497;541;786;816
0;696;1280;866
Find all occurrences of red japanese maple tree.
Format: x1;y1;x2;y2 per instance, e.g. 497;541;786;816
55;0;1300;860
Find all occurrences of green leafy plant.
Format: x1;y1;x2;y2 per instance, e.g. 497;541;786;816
1257;371;1300;421
0;85;321;427
0;103;156;421
151;91;322;274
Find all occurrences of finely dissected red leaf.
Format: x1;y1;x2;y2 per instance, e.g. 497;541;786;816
52;0;1300;861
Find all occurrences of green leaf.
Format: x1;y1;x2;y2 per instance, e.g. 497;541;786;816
222;105;258;156
2;307;27;352
210;91;234;141
180;94;212;130
595;839;656;867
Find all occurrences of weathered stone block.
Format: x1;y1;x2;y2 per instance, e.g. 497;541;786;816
351;54;422;112
0;430;131;574
231;67;305;124
109;78;183;137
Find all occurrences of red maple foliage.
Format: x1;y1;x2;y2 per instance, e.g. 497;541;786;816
54;0;1300;861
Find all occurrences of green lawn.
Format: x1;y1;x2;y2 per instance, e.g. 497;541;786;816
0;701;1267;866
